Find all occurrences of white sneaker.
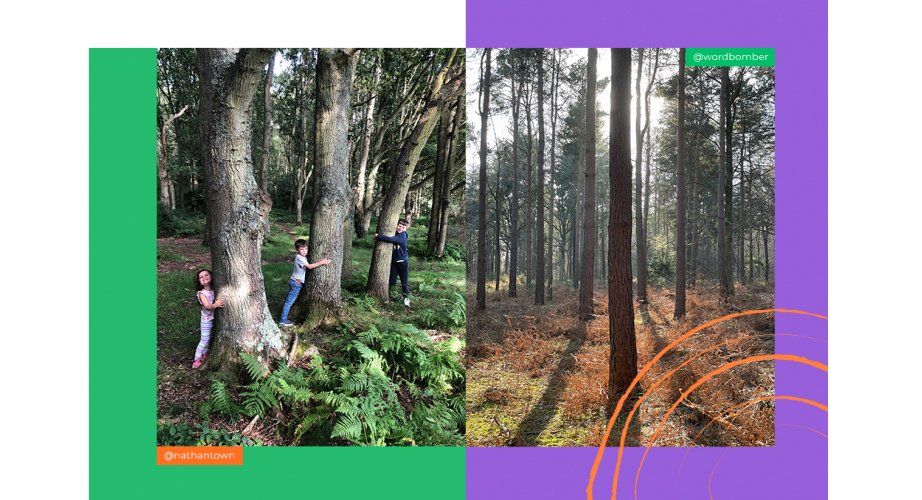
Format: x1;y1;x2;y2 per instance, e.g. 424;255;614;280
403;297;410;307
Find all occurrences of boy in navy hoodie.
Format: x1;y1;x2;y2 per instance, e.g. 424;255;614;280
374;219;411;306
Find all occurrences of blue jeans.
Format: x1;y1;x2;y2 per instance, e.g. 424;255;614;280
280;278;302;322
389;261;409;297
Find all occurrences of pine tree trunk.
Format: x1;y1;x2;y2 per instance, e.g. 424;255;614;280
718;67;731;298
428;105;451;255
295;48;359;326
197;48;283;373
674;48;687;319
634;48;647;303
436;96;463;258
525;83;534;290
476;49;491;309
547;49;559;302
535;49;546;305
509;62;521;297
579;48;597;321
609;48;637;401
354;61;380;238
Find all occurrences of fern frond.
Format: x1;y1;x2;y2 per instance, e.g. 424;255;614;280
240;352;268;381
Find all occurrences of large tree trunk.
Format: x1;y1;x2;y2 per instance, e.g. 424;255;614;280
260;51;275;192
535;49;546;305
579;48;597;321
718;67;730;298
634;49;647;303
197;48;282;373
368;50;461;300
674;48;687;319
609;48;637;401
476;49;491;310
509;60;521;297
294;48;359;326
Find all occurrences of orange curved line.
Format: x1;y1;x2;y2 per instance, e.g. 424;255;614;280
689;395;827;446
632;354;828;499
781;423;828;439
587;308;826;500
708;450;728;500
608;330;823;498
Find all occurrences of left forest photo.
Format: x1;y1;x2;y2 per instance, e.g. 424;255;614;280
156;48;467;446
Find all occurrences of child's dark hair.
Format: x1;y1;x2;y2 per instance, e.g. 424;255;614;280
194;269;213;291
398;219;409;226
295;238;307;250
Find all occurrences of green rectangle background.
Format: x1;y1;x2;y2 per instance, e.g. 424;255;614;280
89;48;465;499
686;48;775;66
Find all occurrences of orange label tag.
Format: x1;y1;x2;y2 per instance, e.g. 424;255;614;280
157;446;243;465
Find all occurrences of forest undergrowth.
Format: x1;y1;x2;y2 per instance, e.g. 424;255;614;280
157;214;466;446
466;281;775;447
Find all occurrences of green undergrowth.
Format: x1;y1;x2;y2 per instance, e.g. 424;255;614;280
157;211;466;446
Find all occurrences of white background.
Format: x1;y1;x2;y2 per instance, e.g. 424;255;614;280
0;1;916;498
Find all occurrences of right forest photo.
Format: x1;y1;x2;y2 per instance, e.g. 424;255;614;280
465;48;776;447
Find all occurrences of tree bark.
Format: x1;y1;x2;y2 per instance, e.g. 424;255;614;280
509;56;521;297
436;96;464;258
525;79;534;290
476;49;491;310
294;48;359;326
547;49;559;301
674;48;687;319
609;48;637;401
354;59;380;238
428;103;452;255
197;48;282;373
535;49;546;305
634;49;647;303
579;49;597;321
367;50;461;300
157;105;188;210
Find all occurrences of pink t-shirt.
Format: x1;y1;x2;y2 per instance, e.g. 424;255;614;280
197;289;215;322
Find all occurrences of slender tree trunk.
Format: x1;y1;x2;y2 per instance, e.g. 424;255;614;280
368;50;461;300
535;49;546;305
437;97;463;258
260;51;275;192
674;48;687;319
476;49;491;309
294;48;359;326
157;105;188;211
547;49;559;301
634;48;647;303
718;67;730;298
428;103;451;254
525;83;534;290
495;146;501;291
509;61;521;297
355;60;380;238
197;48;283;372
579;48;597;321
609;48;637;401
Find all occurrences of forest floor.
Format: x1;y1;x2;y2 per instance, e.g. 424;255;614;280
466;280;775;447
157;214;466;446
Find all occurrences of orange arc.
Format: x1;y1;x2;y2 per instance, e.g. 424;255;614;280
587;308;827;500
632;354;828;499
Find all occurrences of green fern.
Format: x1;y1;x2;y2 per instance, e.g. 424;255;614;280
240;352;268;381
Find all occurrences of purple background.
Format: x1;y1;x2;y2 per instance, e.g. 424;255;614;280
466;1;828;498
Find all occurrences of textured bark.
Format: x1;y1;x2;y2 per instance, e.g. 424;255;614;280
495;146;501;290
579;49;597;321
260;51;275;192
535;49;546;305
368;50;461;300
476;49;491;310
609;48;637;400
674;49;687;319
197;48;282;373
633;49;646;303
295;48;359;325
